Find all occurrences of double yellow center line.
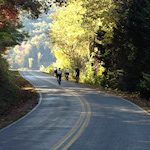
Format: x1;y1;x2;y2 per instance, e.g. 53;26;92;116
51;89;92;150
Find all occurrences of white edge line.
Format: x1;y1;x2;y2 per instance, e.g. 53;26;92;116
121;97;150;116
97;91;150;116
0;79;42;133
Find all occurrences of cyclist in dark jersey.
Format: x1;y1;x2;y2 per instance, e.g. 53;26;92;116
75;67;80;83
53;67;57;77
57;68;62;85
64;68;69;80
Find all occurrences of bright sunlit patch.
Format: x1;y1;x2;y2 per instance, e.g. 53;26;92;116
119;108;144;114
21;87;34;90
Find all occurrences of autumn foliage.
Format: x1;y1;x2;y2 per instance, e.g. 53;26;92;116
0;4;18;28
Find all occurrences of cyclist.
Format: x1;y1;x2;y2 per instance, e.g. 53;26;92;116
57;68;62;85
53;67;57;77
64;68;69;80
75;67;80;83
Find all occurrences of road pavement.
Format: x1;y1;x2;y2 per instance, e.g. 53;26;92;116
0;70;149;150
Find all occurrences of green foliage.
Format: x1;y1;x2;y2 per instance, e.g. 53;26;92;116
49;0;150;98
82;62;95;84
81;62;105;85
0;56;20;114
50;0;88;70
111;0;150;94
0;23;26;51
128;0;150;74
40;64;54;74
140;73;150;98
0;0;56;115
90;0;150;96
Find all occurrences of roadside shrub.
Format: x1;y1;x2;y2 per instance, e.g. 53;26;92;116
0;56;20;115
82;62;105;85
139;73;150;99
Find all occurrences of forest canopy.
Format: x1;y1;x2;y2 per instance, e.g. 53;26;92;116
0;0;149;100
49;0;150;98
0;0;65;115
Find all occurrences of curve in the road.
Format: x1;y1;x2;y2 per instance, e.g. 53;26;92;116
50;91;91;150
0;92;42;134
1;71;149;150
25;71;92;150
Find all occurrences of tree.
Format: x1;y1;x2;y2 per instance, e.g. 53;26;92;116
49;0;150;98
0;0;65;115
128;0;150;96
50;0;89;69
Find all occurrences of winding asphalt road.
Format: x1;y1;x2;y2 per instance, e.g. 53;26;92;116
0;70;150;150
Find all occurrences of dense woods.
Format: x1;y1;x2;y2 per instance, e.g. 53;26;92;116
0;0;60;115
49;0;150;98
0;0;149;115
0;0;38;114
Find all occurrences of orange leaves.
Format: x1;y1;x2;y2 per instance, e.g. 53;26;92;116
0;4;18;28
0;22;4;28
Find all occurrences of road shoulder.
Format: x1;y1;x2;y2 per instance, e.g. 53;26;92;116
0;72;38;129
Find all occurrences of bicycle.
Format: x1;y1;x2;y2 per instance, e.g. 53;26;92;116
57;68;62;85
57;75;61;85
75;75;79;83
65;73;69;80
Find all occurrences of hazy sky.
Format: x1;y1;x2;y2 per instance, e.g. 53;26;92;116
7;10;55;68
20;9;53;52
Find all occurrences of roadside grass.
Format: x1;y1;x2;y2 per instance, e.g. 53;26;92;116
0;71;38;129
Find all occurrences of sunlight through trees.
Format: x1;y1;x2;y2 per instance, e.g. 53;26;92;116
49;0;150;98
